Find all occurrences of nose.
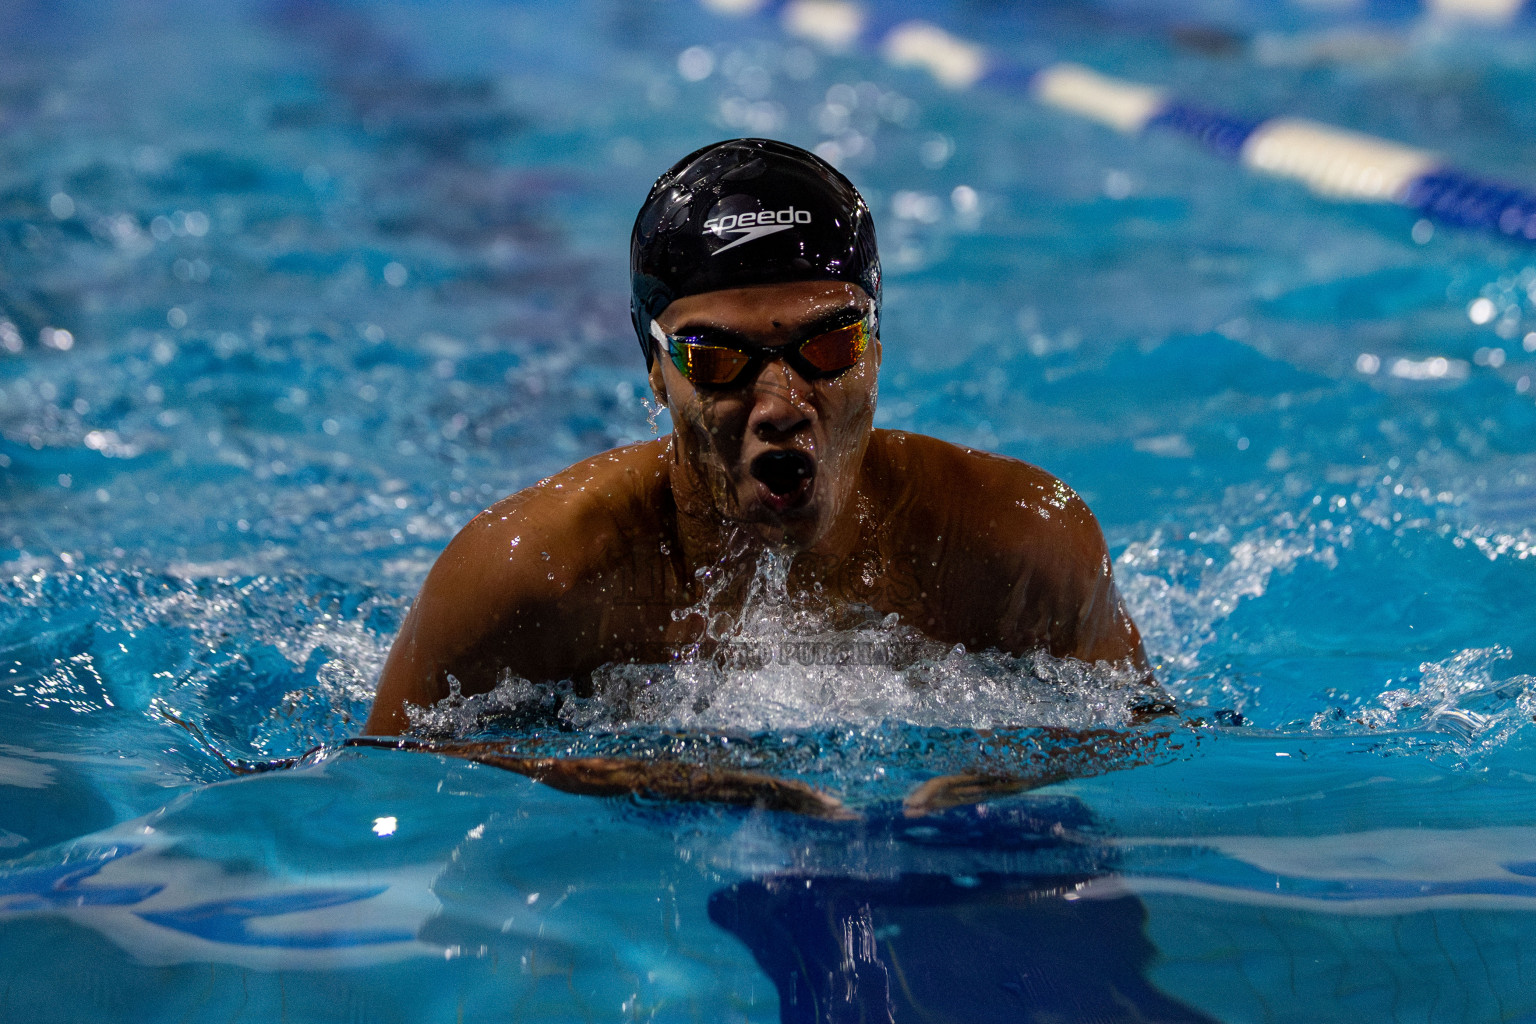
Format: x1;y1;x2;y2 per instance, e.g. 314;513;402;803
745;358;813;440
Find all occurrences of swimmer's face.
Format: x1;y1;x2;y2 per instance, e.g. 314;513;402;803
649;280;880;549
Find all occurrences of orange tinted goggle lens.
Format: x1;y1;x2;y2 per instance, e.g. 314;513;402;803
673;343;754;386
668;317;872;386
796;319;869;374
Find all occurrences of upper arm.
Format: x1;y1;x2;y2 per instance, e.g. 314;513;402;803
982;466;1147;670
363;500;570;735
363;442;666;735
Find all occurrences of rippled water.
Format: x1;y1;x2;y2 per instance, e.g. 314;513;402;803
4;0;1536;1020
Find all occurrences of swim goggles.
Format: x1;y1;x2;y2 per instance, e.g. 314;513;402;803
649;311;874;388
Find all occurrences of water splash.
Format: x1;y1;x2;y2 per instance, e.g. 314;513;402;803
1307;646;1536;765
1117;515;1342;676
408;545;1165;741
0;566;399;763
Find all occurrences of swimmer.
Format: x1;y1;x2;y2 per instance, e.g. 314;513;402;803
363;139;1160;816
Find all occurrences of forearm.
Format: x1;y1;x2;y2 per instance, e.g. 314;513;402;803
345;737;852;819
902;723;1175;816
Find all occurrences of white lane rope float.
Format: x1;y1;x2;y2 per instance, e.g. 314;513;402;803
701;0;1536;245
1304;0;1534;26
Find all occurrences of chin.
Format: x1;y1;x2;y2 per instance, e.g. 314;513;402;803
737;490;826;548
763;517;824;549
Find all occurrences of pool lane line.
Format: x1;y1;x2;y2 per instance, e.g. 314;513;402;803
1295;0;1535;26
698;0;1536;245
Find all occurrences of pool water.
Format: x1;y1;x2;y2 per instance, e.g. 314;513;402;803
4;0;1536;1020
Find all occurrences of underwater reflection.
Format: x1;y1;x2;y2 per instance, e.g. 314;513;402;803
710;873;1215;1024
706;800;1216;1024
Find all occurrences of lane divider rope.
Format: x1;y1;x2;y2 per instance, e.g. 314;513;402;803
702;0;1536;244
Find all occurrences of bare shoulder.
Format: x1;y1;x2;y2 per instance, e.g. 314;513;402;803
440;438;671;587
869;429;1104;553
364;440;673;733
865;430;1141;666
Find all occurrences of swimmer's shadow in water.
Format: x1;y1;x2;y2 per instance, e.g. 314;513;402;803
700;799;1210;1024
708;869;1219;1024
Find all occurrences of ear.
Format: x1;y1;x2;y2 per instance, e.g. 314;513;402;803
634;309;668;405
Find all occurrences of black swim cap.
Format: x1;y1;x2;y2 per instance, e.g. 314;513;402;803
630;138;880;367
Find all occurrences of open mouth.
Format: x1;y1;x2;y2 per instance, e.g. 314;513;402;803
749;449;816;509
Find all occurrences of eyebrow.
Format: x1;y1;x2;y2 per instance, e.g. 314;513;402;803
664;304;869;345
794;306;868;338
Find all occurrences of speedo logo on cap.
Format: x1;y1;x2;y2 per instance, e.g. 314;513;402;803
704;206;812;254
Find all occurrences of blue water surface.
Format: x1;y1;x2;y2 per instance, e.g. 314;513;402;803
4;0;1536;1020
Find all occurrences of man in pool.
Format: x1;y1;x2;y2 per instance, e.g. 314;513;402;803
363;138;1156;816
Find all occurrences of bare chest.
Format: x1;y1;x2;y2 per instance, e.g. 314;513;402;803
564;535;976;669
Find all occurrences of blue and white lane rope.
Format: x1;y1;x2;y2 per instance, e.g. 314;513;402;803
701;0;1536;244
1297;0;1536;26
